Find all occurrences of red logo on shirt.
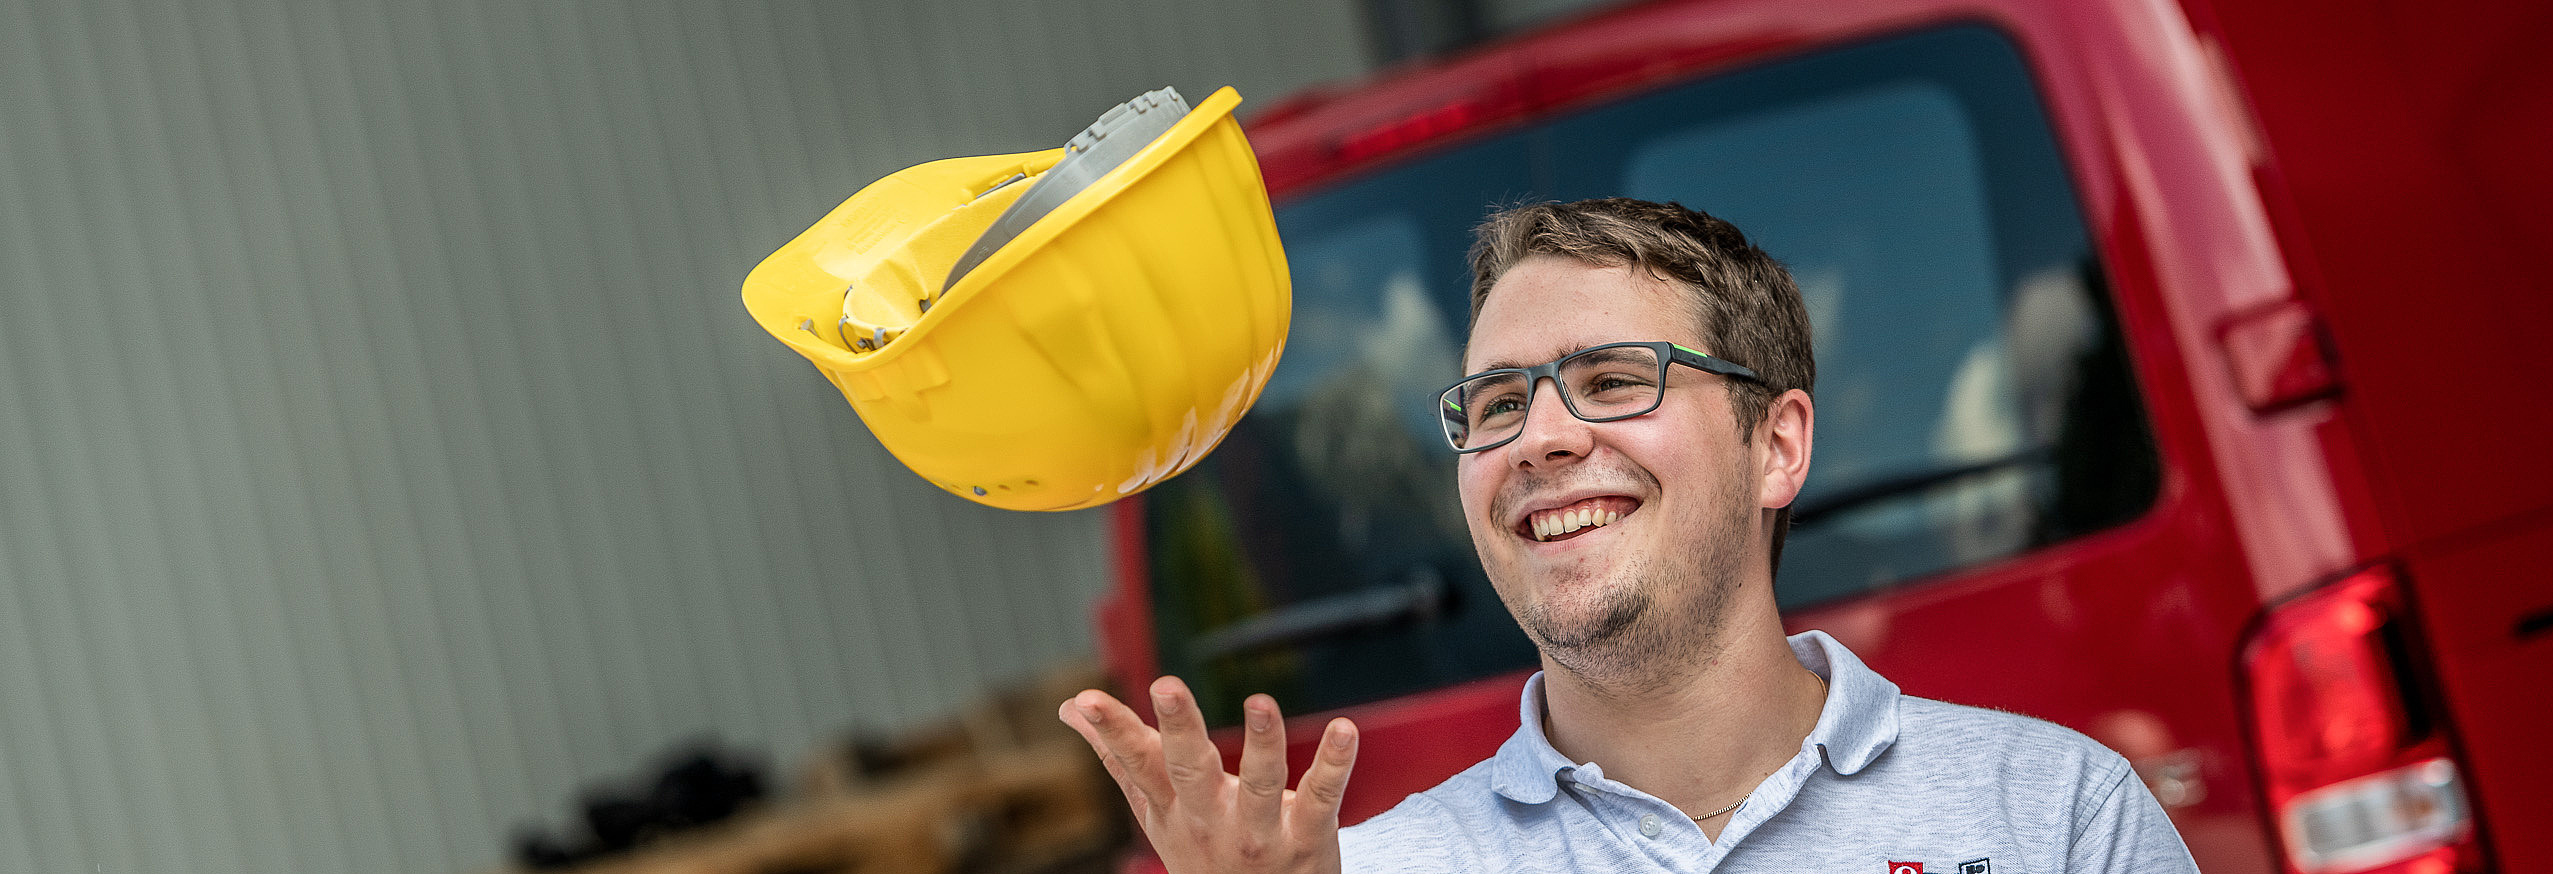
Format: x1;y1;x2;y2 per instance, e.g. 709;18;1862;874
1888;865;1923;874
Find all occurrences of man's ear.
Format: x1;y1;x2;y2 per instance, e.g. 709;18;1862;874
1756;389;1813;511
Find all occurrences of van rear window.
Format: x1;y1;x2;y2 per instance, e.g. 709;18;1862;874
1144;24;2159;725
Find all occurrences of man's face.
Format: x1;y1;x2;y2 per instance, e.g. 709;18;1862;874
1458;254;1763;674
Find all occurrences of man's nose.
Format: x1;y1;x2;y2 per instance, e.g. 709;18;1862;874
1508;377;1592;466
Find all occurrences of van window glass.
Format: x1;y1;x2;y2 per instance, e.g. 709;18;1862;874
1545;24;2159;607
1143;138;1540;725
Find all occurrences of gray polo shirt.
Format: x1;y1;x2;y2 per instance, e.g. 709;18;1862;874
1339;631;2200;872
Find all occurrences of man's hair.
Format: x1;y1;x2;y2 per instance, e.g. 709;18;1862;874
1468;198;1816;568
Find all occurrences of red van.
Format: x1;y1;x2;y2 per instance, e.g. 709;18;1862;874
1091;1;2553;872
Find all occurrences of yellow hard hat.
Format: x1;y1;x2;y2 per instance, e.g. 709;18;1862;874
743;86;1291;511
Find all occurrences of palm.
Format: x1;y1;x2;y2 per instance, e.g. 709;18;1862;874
1060;676;1360;873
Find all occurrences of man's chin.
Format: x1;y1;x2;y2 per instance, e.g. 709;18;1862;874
1518;589;1649;654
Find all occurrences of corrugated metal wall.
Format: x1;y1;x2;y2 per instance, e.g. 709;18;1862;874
0;1;1369;872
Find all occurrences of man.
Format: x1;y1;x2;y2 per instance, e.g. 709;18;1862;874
1060;199;2199;872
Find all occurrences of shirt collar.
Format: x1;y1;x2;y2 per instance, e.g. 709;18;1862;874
1487;672;1577;803
1488;629;1902;803
1791;628;1900;775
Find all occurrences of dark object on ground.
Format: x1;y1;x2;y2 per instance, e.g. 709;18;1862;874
512;739;770;869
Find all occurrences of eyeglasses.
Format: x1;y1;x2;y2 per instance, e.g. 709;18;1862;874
1437;341;1761;453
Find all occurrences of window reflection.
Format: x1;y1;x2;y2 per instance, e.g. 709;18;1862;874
1588;28;2158;606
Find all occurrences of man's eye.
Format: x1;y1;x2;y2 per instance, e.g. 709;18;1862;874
1478;396;1527;420
1584;374;1653;395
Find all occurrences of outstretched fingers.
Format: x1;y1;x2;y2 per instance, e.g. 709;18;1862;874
1149;676;1228;818
1061;689;1172;816
1061;679;1357;873
1289;717;1359;840
1234;694;1290;835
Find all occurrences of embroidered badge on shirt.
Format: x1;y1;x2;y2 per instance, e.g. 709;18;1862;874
1888;864;1923;874
1958;860;1992;874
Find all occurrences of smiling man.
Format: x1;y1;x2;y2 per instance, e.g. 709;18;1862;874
1061;199;2199;873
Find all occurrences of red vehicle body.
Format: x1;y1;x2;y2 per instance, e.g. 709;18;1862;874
1093;1;2553;872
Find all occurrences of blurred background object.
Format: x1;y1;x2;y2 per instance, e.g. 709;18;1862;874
0;0;1606;872
493;667;1119;874
510;739;769;870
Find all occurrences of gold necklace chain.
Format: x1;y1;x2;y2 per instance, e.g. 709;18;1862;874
1688;672;1829;822
1686;795;1746;821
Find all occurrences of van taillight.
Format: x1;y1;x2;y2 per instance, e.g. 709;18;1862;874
2240;565;2483;874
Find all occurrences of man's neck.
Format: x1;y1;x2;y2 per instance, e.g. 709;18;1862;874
1535;607;1827;841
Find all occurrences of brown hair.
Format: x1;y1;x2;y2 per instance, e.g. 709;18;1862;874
1468;198;1816;567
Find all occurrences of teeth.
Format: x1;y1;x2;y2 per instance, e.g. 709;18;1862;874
1528;505;1631;541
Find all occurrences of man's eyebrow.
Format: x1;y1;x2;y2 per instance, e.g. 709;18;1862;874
1470;344;1617;372
1568;346;1651;365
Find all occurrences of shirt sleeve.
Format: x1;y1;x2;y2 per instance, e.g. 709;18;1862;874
2065;763;2202;873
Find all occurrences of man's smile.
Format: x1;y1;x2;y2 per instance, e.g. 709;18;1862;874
1514;495;1644;542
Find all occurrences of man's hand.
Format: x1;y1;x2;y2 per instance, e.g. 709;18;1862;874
1059;676;1360;873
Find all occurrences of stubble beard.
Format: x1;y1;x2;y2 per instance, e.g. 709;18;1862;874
1509;474;1755;697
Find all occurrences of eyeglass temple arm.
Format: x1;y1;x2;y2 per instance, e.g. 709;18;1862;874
1667;344;1763;383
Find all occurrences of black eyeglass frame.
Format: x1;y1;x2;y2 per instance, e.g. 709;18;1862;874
1437;341;1763;454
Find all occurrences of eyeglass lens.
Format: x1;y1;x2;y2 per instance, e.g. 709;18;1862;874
1439;345;1665;450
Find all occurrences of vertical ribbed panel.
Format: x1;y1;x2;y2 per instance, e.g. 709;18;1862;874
0;1;1371;872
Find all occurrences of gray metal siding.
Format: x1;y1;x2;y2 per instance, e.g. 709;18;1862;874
0;1;1369;872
